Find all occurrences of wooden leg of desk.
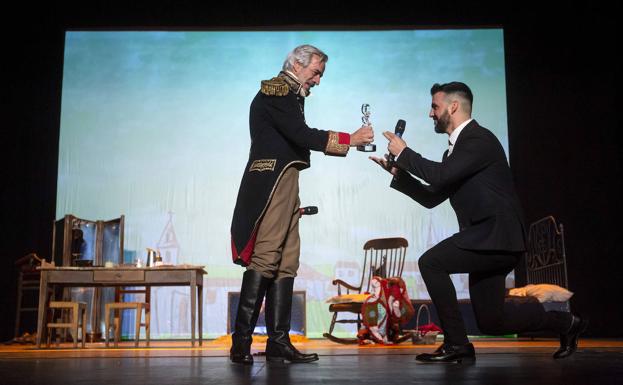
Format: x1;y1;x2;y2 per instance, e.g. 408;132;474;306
145;304;151;347
198;282;203;346
190;273;196;347
146;287;151;347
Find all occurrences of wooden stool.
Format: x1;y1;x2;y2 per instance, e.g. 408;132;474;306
105;302;150;347
46;301;87;348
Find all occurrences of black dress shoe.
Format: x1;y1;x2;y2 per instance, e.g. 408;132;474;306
230;332;256;365
230;334;254;365
415;343;475;363
553;314;588;359
230;349;254;365
266;341;319;363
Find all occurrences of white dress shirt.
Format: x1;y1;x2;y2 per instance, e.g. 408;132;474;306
447;118;473;156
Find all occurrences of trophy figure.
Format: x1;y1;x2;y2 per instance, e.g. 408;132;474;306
357;103;376;152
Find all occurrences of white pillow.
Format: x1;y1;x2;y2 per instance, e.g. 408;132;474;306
509;284;573;303
326;293;370;304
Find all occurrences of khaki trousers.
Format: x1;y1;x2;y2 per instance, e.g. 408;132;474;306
248;167;301;279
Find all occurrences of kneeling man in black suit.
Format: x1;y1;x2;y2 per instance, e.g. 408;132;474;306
371;82;587;363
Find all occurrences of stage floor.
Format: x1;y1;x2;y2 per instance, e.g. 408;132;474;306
1;338;622;384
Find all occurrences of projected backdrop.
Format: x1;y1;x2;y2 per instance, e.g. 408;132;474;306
58;29;509;338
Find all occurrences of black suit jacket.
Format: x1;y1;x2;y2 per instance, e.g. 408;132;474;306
391;120;526;252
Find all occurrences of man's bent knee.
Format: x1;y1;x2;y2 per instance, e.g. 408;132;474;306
418;252;442;272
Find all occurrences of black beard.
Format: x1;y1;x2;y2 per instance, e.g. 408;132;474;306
434;111;450;134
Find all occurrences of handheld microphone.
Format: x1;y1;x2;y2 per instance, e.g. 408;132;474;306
387;119;406;164
299;206;318;216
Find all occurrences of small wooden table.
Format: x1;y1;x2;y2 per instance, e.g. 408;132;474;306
36;265;206;348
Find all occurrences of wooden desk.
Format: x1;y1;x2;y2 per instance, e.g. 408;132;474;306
36;266;206;348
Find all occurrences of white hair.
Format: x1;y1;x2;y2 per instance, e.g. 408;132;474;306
282;45;328;71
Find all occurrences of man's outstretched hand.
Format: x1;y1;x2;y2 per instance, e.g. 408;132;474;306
369;154;398;176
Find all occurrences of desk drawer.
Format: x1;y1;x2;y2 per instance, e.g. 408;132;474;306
48;270;93;283
93;270;145;282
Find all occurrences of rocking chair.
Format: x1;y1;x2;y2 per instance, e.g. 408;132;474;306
323;237;408;344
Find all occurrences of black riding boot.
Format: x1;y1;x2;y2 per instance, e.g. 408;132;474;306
265;277;319;363
230;269;272;364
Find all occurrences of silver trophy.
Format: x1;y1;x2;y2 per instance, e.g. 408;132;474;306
357;103;376;152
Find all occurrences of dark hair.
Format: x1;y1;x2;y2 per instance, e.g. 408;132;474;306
430;82;473;109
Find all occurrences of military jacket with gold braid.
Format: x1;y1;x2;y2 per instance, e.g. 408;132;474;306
230;72;351;266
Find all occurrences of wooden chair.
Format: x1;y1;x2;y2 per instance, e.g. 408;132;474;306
46;301;87;348
14;253;45;340
525;215;570;312
105;277;152;348
323;237;408;344
105;301;150;348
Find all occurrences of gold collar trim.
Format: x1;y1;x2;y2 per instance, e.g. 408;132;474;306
279;71;308;97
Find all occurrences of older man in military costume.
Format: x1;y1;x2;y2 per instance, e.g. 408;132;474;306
230;45;373;364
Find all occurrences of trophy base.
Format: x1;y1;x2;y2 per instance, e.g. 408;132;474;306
357;144;376;152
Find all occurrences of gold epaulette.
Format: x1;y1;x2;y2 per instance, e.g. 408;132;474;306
260;77;290;96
